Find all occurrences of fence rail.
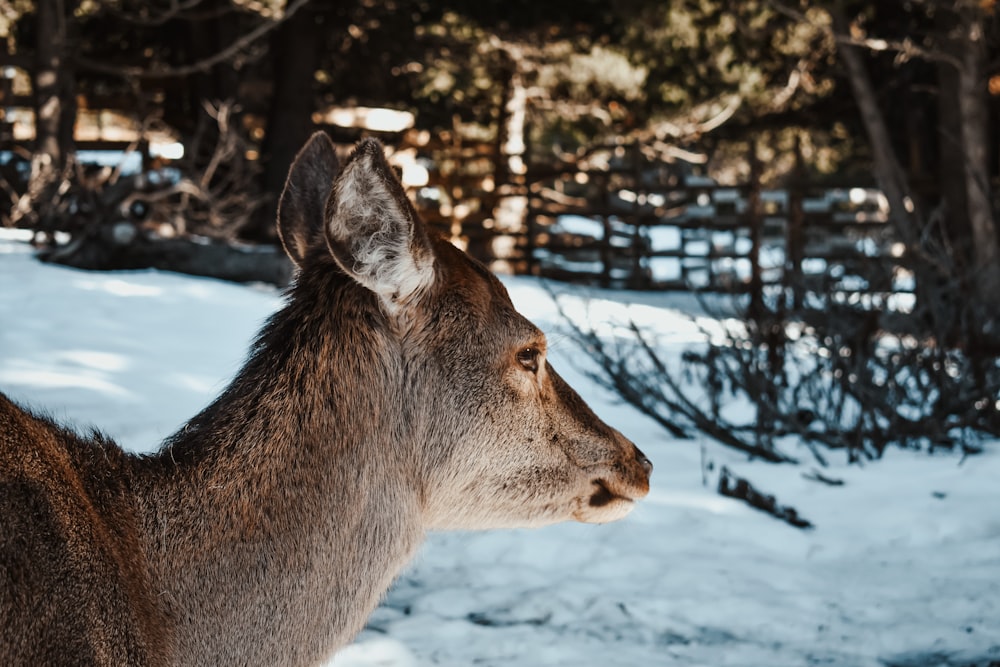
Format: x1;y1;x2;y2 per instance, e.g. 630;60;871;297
410;139;906;309
3;109;904;306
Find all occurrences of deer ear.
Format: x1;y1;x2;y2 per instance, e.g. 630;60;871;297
324;138;437;311
277;131;340;268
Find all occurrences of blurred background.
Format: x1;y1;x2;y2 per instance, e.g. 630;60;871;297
2;5;999;663
1;0;999;456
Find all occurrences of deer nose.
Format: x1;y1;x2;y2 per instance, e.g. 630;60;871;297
634;445;653;476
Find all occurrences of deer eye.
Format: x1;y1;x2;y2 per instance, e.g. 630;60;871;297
516;347;540;373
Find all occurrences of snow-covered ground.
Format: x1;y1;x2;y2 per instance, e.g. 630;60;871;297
1;231;997;667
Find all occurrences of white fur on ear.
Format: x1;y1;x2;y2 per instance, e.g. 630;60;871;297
325;139;436;312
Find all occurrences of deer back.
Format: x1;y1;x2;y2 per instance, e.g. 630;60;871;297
0;394;169;665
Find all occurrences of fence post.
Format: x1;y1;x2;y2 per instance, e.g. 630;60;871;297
747;145;764;320
524;184;537;277
787;136;806;311
600;215;613;289
594;171;610;288
523;118;537;276
747;143;781;455
628;141;646;289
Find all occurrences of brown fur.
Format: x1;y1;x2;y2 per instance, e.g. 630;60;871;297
0;133;651;666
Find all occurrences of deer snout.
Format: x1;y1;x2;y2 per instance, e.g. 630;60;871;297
634;444;653;477
615;435;652;493
572;435;651;525
622;441;652;499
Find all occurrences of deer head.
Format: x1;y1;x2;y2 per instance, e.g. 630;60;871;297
277;132;651;531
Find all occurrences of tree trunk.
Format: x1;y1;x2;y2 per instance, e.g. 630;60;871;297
251;5;324;242
185;0;243;175
955;3;1000;316
937;54;971;264
33;0;67;168
16;0;75;229
827;5;964;339
188;0;243;118
489;51;530;272
829;6;922;243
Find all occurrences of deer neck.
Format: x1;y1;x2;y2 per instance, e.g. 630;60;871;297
134;273;426;666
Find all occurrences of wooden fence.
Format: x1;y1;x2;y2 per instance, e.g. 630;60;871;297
411;141;906;309
524;172;895;293
1;95;905;305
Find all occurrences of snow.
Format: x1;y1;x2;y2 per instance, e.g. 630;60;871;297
1;230;997;666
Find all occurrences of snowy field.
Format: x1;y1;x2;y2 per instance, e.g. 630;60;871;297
1;231;997;667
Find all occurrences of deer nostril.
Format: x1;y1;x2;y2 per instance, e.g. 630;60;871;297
634;445;653;476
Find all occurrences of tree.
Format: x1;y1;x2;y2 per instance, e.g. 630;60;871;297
251;3;327;241
9;0;77;229
831;1;998;338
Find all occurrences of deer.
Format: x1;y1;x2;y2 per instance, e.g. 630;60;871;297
0;133;652;667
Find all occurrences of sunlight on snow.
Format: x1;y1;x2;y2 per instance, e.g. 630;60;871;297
72;277;165;298
503;278;732;345
165;371;222;395
55;349;130;372
557;295;736;346
328;637;419;667
0;366;132;398
644;488;743;515
0;229;33;252
177;281;232;301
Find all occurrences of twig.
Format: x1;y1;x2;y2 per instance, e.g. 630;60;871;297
718;466;813;529
801;469;844;486
73;0;312;79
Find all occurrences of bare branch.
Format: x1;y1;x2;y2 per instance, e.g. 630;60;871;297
105;0;213;27
72;0;312;80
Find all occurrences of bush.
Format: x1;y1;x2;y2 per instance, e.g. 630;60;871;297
563;274;1000;465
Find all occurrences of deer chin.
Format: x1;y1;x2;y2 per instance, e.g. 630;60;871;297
571;480;640;524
